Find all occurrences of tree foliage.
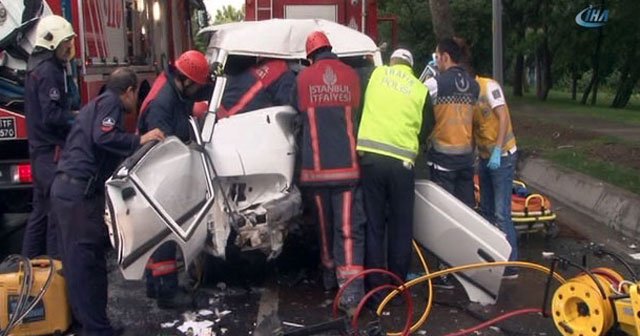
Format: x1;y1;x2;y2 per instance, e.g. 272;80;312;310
377;0;492;76
390;0;638;108
213;5;245;24
191;5;244;53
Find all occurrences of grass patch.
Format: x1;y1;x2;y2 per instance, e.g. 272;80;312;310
511;96;640;194
544;151;640;195
518;133;640;194
509;89;640;125
516;135;553;150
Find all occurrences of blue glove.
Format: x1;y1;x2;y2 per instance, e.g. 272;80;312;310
487;147;502;170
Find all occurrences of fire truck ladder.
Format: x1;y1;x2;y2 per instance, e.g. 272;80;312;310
256;0;274;20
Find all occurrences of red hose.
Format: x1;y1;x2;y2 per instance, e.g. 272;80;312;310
331;268;413;336
444;308;543;336
353;284;413;335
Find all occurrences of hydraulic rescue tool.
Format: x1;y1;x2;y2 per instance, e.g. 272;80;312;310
0;256;71;336
279;242;640;336
548;245;640;336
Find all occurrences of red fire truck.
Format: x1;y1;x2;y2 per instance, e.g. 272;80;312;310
244;0;396;46
0;0;207;249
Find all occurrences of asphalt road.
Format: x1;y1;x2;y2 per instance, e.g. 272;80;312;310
98;214;640;336
2;208;639;336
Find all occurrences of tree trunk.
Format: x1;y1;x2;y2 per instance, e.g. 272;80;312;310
611;71;640;108
535;0;552;100
590;74;600;106
541;46;552;100
580;42;602;105
571;71;578;100
611;42;639;108
536;38;552;100
513;53;524;96
428;0;454;40
523;55;531;93
581;79;594;105
535;53;542;99
589;29;604;106
581;1;606;105
512;10;527;97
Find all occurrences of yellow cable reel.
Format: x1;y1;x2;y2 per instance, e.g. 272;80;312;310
552;267;623;336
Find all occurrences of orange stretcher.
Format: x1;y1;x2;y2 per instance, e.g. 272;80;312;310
474;177;558;238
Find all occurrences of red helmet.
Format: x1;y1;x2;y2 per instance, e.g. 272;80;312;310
305;31;331;57
175;50;209;85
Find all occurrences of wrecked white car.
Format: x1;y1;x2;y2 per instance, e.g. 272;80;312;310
104;19;382;280
103;19;511;307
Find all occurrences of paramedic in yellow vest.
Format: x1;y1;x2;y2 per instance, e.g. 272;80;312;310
473;76;519;279
357;49;429;306
424;38;479;207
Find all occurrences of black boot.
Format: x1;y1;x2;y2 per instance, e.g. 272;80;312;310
322;268;338;291
145;269;157;299
155;273;193;310
338;278;364;317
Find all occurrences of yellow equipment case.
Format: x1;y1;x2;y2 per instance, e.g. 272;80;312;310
0;258;71;336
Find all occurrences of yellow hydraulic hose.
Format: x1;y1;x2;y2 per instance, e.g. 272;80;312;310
380;240;436;336
376;247;567;335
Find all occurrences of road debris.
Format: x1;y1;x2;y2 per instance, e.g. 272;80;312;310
177;320;214;335
282;321;305;328
161;320;180;328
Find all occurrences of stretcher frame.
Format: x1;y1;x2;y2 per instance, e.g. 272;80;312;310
474;178;559;238
511;180;558;238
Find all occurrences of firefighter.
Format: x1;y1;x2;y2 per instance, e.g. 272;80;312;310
22;15;78;259
137;50;210;309
51;68;164;336
292;31;366;313
423;37;479;207
217;57;295;119
473;75;519;279
356;49;429;304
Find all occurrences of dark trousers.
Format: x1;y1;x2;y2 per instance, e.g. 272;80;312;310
361;153;415;290
51;176;114;336
22;150;60;259
307;185;366;284
429;165;475;208
145;244;178;299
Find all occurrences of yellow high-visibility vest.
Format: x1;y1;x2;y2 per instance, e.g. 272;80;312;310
357;64;427;164
473;76;516;159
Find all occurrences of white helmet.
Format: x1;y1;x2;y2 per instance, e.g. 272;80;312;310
34;15;76;51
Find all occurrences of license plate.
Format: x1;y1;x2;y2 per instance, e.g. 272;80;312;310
0;117;16;139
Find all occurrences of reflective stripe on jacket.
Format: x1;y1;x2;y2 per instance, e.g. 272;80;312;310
295;53;361;186
357;64;427;164
473;76;516;159
430;66;479;155
218;59;295;119
137;67;193;142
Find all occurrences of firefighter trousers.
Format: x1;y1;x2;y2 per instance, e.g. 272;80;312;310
145;244;179;299
307;185;366;285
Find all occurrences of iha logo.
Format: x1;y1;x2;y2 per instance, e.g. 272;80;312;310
576;5;609;28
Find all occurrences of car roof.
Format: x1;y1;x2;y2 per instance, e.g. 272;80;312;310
198;18;380;60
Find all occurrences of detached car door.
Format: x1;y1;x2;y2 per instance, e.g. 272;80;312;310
105;135;215;280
